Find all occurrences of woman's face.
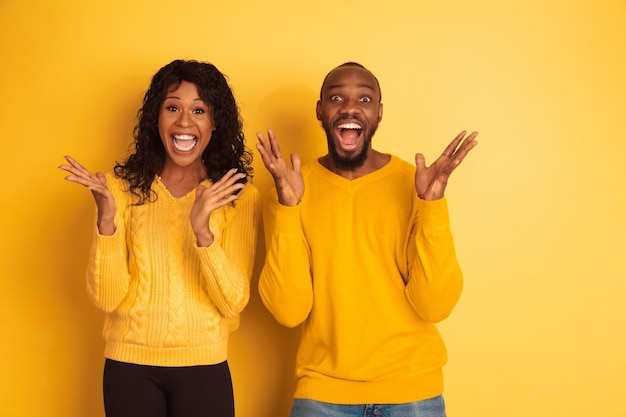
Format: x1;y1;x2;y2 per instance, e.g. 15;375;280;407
158;81;215;169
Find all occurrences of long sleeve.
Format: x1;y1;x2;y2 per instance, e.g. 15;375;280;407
86;173;132;313
405;196;463;323
258;190;313;328
84;174;259;367
197;183;260;318
259;158;463;403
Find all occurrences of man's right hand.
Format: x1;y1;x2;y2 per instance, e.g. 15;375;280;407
256;129;304;207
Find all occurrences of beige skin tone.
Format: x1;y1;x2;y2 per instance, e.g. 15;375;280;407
59;81;245;247
256;66;478;206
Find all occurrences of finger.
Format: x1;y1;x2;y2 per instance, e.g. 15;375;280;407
458;131;479;149
63;173;100;188
291;153;302;172
441;131;467;157
267;128;283;159
63;155;93;176
60;156;104;187
58;161;88;177
199;182;244;208
222;171;246;187
414;153;426;171
213;168;239;186
209;171;246;196
213;193;241;209
195;183;205;198
255;142;274;167
95;171;108;185
256;131;269;148
256;132;278;168
451;131;479;163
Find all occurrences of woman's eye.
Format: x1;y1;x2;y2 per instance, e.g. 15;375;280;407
166;105;179;112
193;108;205;114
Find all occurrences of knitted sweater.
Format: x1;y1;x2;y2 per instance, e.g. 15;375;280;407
87;172;260;367
259;155;463;404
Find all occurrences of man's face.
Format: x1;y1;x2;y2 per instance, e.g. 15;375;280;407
316;66;383;170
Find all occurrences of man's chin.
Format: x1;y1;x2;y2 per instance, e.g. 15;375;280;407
330;151;367;171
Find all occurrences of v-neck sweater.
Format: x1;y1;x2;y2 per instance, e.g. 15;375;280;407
259;155;463;403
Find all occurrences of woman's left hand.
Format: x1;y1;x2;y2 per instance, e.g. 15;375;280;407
191;169;246;247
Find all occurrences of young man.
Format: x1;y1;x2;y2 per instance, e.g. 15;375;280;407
256;62;477;417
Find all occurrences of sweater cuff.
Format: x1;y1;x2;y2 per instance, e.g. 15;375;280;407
195;241;224;264
96;228;122;252
272;200;302;234
417;196;451;228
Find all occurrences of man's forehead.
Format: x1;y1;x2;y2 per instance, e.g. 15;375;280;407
322;67;379;93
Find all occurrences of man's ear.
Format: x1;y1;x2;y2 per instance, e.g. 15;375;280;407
378;102;383;123
316;100;322;120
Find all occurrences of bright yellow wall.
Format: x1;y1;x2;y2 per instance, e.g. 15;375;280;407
1;1;625;416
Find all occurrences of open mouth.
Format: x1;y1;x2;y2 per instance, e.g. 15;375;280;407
172;134;197;153
336;122;362;149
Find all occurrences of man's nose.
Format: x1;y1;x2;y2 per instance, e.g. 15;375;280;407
339;99;360;115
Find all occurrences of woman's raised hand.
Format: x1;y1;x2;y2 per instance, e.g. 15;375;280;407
191;168;246;247
58;155;116;235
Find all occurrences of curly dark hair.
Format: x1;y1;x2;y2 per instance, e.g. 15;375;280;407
114;59;252;204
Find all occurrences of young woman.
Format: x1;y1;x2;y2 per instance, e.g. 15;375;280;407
59;60;260;417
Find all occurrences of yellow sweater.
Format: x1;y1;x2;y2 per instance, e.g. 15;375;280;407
87;172;260;367
259;156;463;404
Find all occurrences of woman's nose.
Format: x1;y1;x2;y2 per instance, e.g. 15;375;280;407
177;111;192;127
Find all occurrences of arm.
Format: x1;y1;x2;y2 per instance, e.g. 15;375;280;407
196;184;260;318
258;191;313;328
59;157;131;312
84;173;132;312
255;129;312;327
405;197;463;323
405;131;477;321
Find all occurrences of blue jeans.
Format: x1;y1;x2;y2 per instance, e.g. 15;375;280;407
290;395;446;417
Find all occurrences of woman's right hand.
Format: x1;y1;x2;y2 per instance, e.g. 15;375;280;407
58;155;116;235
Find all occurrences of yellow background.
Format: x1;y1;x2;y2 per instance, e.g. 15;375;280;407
1;1;625;416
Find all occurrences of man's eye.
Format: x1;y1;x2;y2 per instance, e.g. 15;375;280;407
330;95;342;102
361;97;371;103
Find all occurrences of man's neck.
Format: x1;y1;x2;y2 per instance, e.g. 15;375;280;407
318;151;391;180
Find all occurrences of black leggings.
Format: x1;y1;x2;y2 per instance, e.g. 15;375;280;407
103;359;234;417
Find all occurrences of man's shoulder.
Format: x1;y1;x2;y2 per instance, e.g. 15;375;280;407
384;155;416;178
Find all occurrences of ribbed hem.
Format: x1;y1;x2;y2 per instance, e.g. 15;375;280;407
294;368;444;404
104;341;228;367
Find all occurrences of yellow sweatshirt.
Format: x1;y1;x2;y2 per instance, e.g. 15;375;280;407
87;172;260;367
259;156;463;404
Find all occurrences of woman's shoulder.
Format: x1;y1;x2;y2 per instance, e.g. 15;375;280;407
104;171;136;204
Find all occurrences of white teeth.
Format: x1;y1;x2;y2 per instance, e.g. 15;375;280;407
338;123;362;130
172;135;197;152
